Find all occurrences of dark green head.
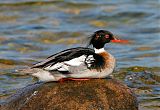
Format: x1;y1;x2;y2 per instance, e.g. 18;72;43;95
89;30;115;49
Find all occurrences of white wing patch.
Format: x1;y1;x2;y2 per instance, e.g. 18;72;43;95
64;55;86;66
44;55;86;71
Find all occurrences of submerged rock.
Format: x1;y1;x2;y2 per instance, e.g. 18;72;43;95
0;79;138;110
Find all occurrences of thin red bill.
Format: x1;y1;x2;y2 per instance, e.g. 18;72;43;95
111;39;129;43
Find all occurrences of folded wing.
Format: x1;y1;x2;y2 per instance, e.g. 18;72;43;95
31;47;104;72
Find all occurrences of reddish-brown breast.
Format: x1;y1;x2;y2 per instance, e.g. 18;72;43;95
98;52;114;69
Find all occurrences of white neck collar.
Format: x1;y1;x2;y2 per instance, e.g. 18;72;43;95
94;48;105;53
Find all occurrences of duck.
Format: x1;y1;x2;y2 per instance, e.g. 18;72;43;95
20;30;126;82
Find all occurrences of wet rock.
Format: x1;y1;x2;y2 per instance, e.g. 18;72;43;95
0;79;138;110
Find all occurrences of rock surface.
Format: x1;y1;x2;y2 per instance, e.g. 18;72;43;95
0;79;138;110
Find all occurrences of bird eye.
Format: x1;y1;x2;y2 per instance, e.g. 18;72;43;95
105;35;109;38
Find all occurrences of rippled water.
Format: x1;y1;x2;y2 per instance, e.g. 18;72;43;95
0;0;159;109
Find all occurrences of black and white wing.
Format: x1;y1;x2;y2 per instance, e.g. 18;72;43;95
31;47;105;72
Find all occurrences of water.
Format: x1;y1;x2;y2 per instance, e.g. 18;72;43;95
0;0;159;109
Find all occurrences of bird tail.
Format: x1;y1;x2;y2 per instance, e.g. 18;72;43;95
16;68;67;82
16;68;44;75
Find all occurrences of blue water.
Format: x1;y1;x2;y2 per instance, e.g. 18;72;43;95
0;0;159;109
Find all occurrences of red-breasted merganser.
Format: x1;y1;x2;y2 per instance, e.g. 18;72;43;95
20;30;127;82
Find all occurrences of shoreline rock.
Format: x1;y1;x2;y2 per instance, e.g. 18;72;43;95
1;79;138;110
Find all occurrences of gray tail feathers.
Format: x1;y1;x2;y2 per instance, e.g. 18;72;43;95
16;68;44;75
